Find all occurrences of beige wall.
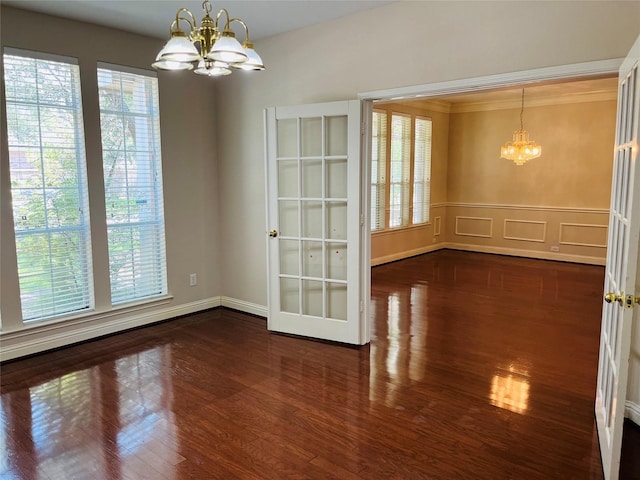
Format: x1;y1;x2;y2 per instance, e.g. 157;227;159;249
447;101;616;207
445;98;616;262
0;7;221;356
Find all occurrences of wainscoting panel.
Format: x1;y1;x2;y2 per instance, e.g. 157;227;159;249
503;219;547;243
455;216;493;238
372;203;609;266
445;203;608;265
559;223;608;248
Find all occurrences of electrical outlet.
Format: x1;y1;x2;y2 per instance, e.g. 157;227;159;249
189;273;197;286
550;246;560;252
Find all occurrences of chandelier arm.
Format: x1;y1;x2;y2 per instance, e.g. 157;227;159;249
214;8;232;30
172;8;197;35
230;18;250;42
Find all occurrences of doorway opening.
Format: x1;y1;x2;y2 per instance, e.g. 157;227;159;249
359;59;622;345
367;75;619;268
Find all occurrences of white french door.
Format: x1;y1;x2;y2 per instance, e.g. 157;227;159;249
265;100;365;344
596;34;640;480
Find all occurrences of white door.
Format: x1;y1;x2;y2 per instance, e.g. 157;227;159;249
265;100;364;344
596;34;640;480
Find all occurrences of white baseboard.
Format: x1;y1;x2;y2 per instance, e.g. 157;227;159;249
444;243;605;266
626;401;640;427
372;243;443;266
372;243;605;267
0;297;222;362
220;296;268;318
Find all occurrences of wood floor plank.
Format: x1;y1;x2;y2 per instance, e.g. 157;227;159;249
2;250;639;478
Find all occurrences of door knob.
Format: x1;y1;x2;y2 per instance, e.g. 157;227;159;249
268;230;278;238
604;292;623;305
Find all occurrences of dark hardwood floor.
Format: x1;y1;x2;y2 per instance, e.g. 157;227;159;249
0;250;637;479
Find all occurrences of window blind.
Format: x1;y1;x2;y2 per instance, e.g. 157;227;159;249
389;114;411;228
4;51;94;320
412;117;433;225
97;66;167;304
371;111;387;231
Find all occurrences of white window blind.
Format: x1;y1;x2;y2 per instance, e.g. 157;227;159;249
97;66;167;304
389;114;411;228
412;117;432;225
371;111;387;231
3;51;94;321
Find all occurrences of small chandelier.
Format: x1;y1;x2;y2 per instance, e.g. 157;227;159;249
500;89;541;166
152;0;265;77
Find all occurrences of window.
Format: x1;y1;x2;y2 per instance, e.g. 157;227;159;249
412;118;433;224
371;109;433;231
371;112;387;231
389;114;411;228
97;65;167;304
3;50;93;321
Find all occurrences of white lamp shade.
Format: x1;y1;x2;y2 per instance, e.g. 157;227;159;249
157;35;201;63
194;59;231;77
152;59;194;71
208;35;248;64
233;46;265;71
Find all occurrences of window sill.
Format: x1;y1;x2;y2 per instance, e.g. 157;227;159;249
1;295;174;338
371;223;432;238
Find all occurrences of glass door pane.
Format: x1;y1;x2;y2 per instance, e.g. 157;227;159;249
277;115;350;320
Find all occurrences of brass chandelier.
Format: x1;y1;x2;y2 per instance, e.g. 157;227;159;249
152;0;265;76
500;89;541;166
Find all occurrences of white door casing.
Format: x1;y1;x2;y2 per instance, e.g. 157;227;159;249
596;33;640;480
265;100;364;344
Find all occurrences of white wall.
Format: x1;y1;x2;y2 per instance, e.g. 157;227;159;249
0;7;222;359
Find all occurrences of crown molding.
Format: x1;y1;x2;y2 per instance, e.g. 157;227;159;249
449;89;617;113
360;59;623;102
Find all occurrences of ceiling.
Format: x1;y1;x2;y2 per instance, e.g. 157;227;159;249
2;0;394;41
3;1;618;105
382;76;619;110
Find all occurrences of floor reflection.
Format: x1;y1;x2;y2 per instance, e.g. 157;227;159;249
369;284;429;408
489;365;531;414
1;345;179;480
368;249;603;418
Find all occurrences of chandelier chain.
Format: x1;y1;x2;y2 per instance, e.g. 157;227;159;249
520;89;524;131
